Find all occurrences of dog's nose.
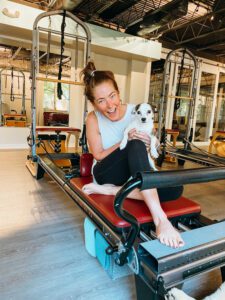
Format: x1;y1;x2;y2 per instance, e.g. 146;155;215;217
141;117;146;122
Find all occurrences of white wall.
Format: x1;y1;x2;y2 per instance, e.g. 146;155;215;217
0;127;29;149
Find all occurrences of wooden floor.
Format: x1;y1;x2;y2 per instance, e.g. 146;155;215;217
0;150;224;300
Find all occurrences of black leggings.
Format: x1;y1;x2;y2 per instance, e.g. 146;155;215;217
93;140;183;202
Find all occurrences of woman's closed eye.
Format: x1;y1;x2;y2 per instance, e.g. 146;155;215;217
110;92;117;100
96;91;117;105
97;98;106;105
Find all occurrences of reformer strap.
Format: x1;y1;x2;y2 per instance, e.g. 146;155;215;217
10;67;14;101
46;16;51;78
57;10;66;99
174;49;186;111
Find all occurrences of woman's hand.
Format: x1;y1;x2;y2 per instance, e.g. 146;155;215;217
128;129;151;147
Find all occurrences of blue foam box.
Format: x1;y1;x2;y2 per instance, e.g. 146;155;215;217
84;217;97;257
95;231;133;280
84;218;132;279
95;231;111;270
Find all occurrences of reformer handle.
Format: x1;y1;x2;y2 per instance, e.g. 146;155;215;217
114;176;142;266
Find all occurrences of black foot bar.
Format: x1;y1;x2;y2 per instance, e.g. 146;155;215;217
114;166;225;266
114;176;142;266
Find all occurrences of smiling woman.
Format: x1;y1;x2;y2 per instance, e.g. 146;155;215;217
81;61;185;249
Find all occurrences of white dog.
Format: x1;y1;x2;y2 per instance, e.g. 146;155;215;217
166;282;225;300
120;103;159;171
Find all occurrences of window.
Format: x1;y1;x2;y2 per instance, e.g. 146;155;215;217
43;81;70;111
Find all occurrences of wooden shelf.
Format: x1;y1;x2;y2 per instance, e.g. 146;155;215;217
3;114;27;127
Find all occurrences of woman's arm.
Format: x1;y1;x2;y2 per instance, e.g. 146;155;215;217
86;112;120;161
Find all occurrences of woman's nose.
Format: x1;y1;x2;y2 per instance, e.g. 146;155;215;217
106;98;113;107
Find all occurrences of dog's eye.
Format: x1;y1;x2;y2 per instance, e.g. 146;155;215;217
147;110;151;113
137;111;141;114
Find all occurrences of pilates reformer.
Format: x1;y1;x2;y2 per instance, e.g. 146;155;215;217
0;67;26;126
26;126;81;176
35;152;225;299
156;48;225;168
27;11;225;300
26;9;91;176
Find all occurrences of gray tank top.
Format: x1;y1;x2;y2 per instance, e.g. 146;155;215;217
94;104;135;150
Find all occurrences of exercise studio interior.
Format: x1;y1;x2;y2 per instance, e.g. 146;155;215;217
1;0;225;299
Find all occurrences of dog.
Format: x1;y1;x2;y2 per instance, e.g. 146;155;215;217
120;103;159;171
165;282;225;300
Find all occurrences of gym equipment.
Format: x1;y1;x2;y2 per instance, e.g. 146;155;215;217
156;49;225;167
0;67;26;126
26;9;91;176
209;131;225;157
158;48;199;148
36;152;225;299
27;11;225;300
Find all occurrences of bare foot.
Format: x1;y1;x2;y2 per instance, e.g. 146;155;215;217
82;183;117;195
155;218;184;248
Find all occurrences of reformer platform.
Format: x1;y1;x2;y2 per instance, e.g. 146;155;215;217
26;126;81;176
36;126;81;152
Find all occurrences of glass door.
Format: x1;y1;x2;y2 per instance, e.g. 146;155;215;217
213;72;225;133
194;72;216;142
171;66;194;141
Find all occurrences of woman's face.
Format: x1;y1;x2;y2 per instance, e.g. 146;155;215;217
93;81;121;121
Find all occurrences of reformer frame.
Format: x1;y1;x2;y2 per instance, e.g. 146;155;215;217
29;10;91;161
36;152;225;300
156;48;225;167
158;48;199;147
28;11;225;300
0;67;26;126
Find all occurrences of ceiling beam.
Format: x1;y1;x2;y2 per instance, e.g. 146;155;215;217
9;0;48;11
176;27;225;45
10;46;22;60
158;7;225;36
197;41;225;51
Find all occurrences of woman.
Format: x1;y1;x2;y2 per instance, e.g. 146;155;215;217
81;61;184;248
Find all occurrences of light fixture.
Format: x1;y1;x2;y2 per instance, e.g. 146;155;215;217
2;7;20;18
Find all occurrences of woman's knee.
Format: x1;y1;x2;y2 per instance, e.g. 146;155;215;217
158;186;184;202
127;139;146;152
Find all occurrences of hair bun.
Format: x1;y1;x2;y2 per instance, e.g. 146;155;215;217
81;61;96;84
